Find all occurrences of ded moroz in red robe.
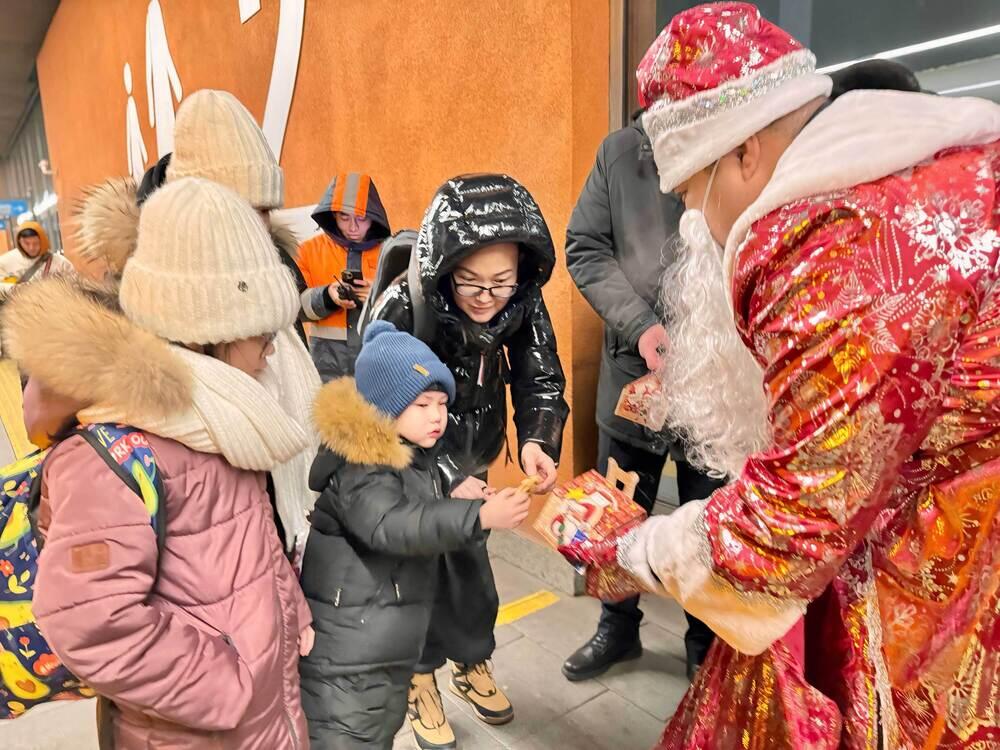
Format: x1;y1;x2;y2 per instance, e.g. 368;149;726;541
626;91;1000;748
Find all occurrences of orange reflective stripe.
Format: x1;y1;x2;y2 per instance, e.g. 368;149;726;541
329;173;348;213
354;174;371;217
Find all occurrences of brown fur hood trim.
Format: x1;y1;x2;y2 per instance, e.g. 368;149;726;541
313;377;412;469
74;178;141;276
75;177;298;276
1;276;192;419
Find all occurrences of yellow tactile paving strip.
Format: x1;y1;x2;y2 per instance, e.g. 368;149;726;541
0;360;34;462
496;590;560;626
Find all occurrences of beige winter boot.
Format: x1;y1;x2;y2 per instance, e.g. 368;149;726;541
408;672;457;749
450;661;514;725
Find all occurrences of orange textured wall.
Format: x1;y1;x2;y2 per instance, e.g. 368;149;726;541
36;0;608;478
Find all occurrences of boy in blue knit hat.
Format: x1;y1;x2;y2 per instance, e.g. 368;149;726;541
298;321;531;749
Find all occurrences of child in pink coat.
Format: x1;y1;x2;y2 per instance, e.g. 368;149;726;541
3;178;314;748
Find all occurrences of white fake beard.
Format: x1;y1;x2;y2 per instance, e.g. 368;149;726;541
658;210;770;479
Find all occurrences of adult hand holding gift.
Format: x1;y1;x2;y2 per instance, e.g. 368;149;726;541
557;522;647;602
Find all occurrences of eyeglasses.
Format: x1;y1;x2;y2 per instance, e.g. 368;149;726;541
259;332;277;354
452;280;519;299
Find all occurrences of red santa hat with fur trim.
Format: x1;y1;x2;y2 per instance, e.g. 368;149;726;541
639;2;832;193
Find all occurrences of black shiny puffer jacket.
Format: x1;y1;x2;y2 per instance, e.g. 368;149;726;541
369;174;569;490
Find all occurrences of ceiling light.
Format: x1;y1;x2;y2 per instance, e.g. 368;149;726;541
939;78;1000;95
818;23;1000;74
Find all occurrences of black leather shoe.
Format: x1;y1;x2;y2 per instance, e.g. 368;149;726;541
562;630;642;682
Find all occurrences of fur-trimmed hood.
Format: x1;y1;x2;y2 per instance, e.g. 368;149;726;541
74;178;141;275
313;377;412;470
1;275;192;419
74;176;299;276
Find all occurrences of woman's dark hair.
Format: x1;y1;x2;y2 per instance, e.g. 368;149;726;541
830;60;922;98
136;153;172;206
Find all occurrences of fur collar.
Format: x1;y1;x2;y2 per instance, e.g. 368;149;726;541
1;275;192;420
313;377;412;469
74;176;299;275
269;219;299;262
724;90;1000;285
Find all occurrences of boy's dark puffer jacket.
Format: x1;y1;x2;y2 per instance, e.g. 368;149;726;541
369;173;569;490
299;378;485;690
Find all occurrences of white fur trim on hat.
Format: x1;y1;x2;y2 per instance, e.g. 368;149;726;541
643;50;832;193
168;89;284;209
120;177;299;345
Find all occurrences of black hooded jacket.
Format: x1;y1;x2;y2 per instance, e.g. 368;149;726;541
299;379;485;683
370;174;568;490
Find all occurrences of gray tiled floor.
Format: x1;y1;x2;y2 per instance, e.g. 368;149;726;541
1;552;688;750
394;554;689;749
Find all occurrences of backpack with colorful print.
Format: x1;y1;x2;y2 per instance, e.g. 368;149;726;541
0;423;165;720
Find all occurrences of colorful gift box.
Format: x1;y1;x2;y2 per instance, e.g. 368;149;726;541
534;468;647;601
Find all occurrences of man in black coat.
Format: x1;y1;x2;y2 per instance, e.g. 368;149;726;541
563;113;723;682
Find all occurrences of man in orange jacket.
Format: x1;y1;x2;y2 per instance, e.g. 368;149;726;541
297;173;391;381
0;222;74;297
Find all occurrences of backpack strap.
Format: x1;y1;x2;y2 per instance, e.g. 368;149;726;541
73;425;167;554
17;254;52;286
406;237;434;343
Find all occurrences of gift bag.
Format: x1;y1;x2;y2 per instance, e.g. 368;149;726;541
533;464;647;600
614;372;668;431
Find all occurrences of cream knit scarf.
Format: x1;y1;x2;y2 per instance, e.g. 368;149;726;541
82;327;321;559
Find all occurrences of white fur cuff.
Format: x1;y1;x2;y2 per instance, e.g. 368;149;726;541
624;502;806;655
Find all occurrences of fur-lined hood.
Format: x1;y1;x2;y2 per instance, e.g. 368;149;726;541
313;377;412;470
1;275;191;419
74;177;298;276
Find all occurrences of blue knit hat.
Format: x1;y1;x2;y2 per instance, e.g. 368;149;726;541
355;321;456;418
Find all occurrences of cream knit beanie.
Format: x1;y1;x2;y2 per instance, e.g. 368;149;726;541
168;89;284;210
120;177;299;345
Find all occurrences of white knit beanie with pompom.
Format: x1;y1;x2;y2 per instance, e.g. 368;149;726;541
120;176;299;345
168;89;284;210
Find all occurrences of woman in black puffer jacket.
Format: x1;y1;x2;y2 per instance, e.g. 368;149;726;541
368;173;569;743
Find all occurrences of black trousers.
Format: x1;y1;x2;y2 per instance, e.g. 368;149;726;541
416;466;499;673
596;431;723;651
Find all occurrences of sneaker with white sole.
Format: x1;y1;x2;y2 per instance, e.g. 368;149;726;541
449;661;514;726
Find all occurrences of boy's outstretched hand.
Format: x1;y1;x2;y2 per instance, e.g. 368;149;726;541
479;487;531;530
521;442;557;493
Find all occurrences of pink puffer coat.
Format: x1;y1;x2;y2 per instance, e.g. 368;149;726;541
33;432;311;749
